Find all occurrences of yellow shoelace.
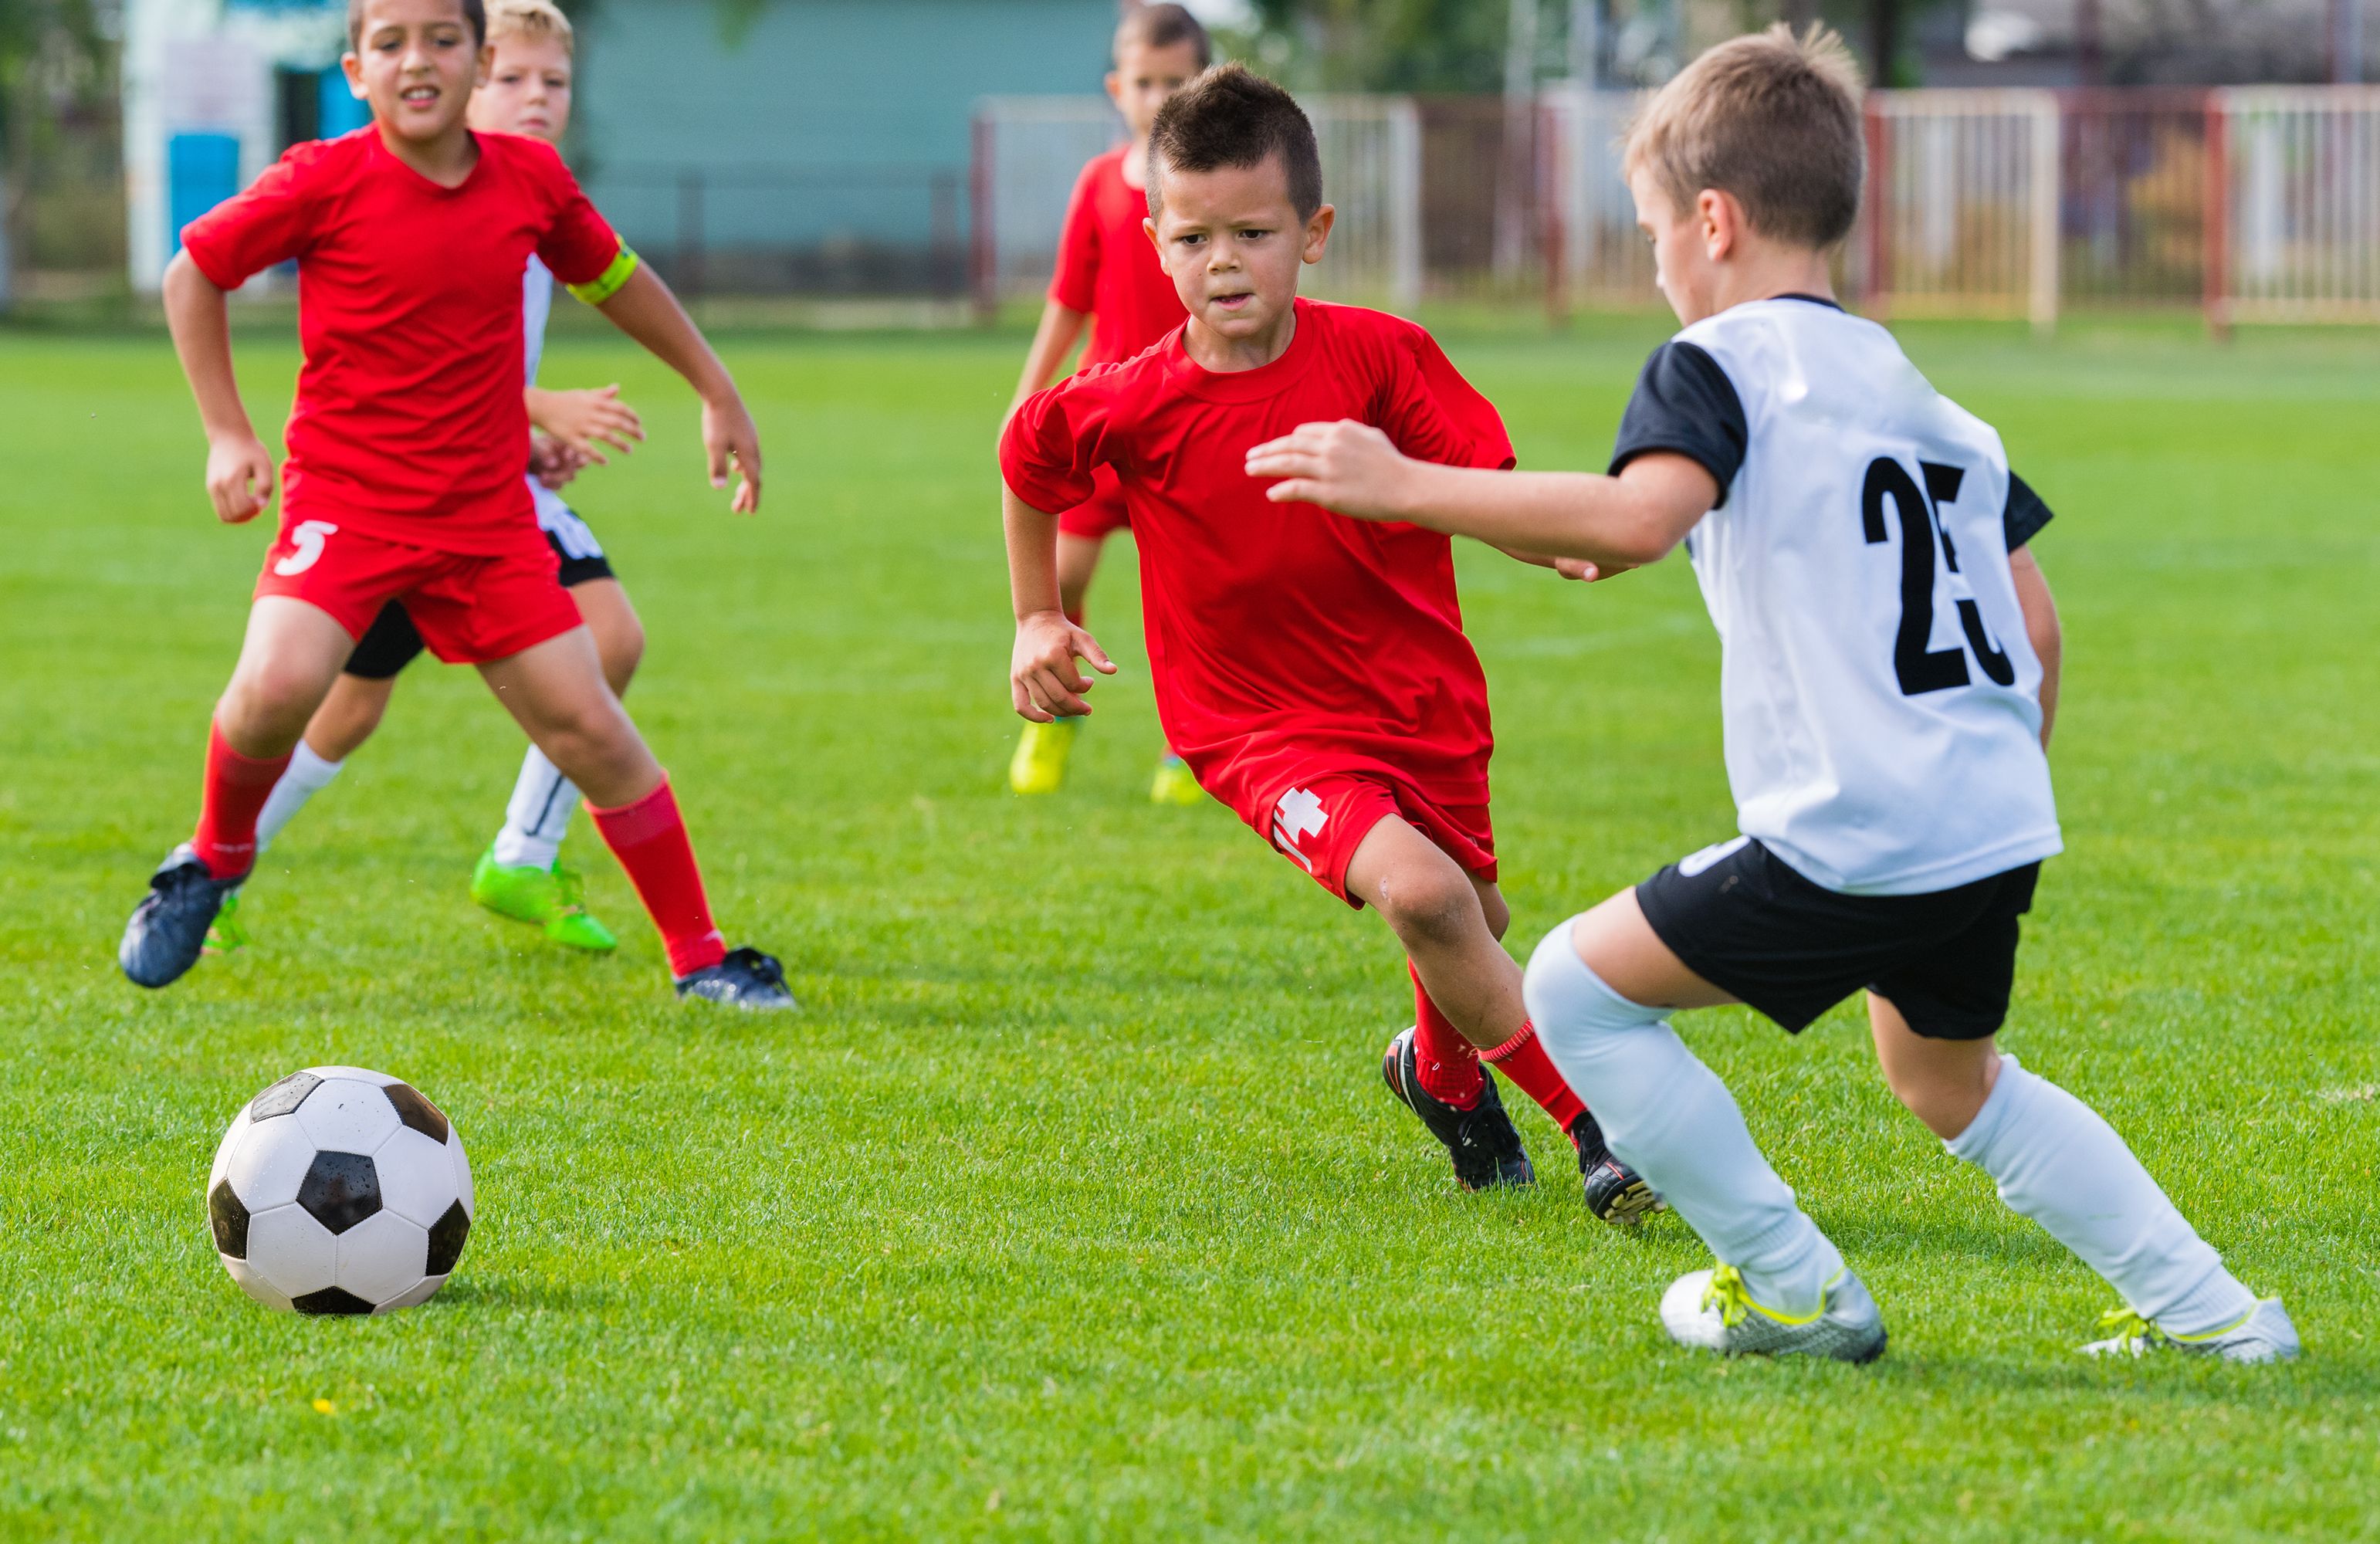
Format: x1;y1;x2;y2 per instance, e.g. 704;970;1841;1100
2095;1305;2165;1349
1701;1263;1755;1327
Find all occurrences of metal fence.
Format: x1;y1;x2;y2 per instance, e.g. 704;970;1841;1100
583;165;968;299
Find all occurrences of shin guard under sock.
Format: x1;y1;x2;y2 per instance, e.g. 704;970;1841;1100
193;721;293;881
587;777;726;977
1525;919;1840;1313
1946;1053;2257;1336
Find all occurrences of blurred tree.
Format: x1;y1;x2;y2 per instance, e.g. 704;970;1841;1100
1224;0;1515;92
0;0;116;285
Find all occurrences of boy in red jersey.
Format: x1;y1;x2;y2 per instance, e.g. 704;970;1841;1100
117;0;791;1010
1004;3;1205;804
1000;65;1650;1217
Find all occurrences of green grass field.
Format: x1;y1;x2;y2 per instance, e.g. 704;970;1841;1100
2;312;2375;1541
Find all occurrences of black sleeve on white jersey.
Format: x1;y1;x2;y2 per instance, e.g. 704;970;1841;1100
2003;471;2054;551
1608;341;1749;507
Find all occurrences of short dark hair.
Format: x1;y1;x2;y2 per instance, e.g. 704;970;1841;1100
1626;25;1865;249
1146;64;1323;222
1116;3;1214;69
348;0;489;49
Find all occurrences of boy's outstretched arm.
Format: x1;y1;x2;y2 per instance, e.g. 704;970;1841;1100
1004;483;1116;721
526;383;644;468
591;265;761;512
162;251;275;524
2010;543;2061;747
1009;300;1089;419
1244;421;1716;577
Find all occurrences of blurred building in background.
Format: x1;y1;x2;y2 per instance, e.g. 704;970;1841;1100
0;0;2372;321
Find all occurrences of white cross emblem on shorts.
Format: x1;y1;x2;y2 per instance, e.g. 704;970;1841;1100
1272;787;1329;872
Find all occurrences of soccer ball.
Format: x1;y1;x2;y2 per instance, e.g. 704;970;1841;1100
206;1066;474;1315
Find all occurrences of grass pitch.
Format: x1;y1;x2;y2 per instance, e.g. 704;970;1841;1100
1;312;2376;1541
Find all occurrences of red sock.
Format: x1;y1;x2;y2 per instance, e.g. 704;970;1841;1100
191;720;292;880
587;777;727;977
1482;1021;1589;1133
1410;963;1486;1109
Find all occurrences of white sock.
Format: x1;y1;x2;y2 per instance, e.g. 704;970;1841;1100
1945;1053;2258;1336
1525;920;1843;1315
491;744;579;871
253;742;344;855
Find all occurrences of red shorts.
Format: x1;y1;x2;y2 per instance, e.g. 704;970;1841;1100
253;520;583;665
1056;465;1132;540
1243;770;1497;909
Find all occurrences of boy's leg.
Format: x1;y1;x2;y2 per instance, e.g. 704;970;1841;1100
487;577;642;872
120;598;355;987
1523;889;1862;1329
1348;816;1653;1217
475;628;787;1004
254;674;397;855
1876;999;2284;1356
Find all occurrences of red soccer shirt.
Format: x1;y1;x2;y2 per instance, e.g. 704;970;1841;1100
1048;146;1187;369
1001;300;1515;811
180;128;625;555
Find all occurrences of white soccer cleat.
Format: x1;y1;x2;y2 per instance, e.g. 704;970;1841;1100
1660;1263;1887;1363
2080;1299;2300;1364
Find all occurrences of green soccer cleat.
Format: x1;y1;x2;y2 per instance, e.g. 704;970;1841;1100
470;848;619;953
1660;1263;1888;1363
2080;1299;2300;1364
1149;753;1204;805
1009;717;1079;795
203;889;248;957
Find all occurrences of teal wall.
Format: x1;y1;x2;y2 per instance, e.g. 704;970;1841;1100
575;0;1116;260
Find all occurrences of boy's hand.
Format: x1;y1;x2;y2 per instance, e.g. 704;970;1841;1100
205;434;276;523
529;435;587;490
1554;557;1634;582
702;396;763;514
1244;420;1415;520
532;384;644;466
1011;609;1117;722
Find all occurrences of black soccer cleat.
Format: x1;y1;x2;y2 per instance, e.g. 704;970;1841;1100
119;844;242;990
1382;1026;1535;1191
1570;1108;1663;1226
675;946;797;1011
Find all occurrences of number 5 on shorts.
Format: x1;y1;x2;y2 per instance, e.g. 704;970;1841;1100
274;520;339;577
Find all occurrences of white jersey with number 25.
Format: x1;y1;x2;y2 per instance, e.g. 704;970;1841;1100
1674;299;2061;896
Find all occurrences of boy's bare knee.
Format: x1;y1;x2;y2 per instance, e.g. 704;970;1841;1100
1376;867;1483;951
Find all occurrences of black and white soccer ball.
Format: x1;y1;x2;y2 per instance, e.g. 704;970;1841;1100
206;1066;473;1315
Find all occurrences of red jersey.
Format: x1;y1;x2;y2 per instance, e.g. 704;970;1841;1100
1048;146;1185;368
1001;300;1515;810
181;128;624;556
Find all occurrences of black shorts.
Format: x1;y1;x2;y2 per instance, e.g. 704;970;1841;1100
1636;836;2040;1041
342;525;614;680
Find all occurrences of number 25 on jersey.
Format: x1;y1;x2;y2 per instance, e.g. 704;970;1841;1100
1861;457;2013;696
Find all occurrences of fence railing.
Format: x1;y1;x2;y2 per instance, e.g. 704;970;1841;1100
564;164;969;299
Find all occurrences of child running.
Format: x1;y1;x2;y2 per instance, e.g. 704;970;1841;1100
236;0;648;957
1247;26;2296;1360
1004;3;1205;804
1001;65;1650;1219
119;0;792;1010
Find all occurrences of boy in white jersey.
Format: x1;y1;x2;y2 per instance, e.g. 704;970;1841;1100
237;0;645;953
1247;25;2297;1364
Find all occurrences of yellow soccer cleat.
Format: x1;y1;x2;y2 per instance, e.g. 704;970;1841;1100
1009;717;1079;795
1149;753;1204;805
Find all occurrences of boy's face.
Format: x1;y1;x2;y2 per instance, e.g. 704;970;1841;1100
1107;39;1206;140
472;36;573;141
1146;154;1333;344
344;0;488;144
1632;165;1721;326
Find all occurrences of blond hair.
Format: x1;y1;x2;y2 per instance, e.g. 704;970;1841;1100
487;0;574;56
1623;24;1864;249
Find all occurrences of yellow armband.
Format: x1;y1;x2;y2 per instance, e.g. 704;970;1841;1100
567;244;641;306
